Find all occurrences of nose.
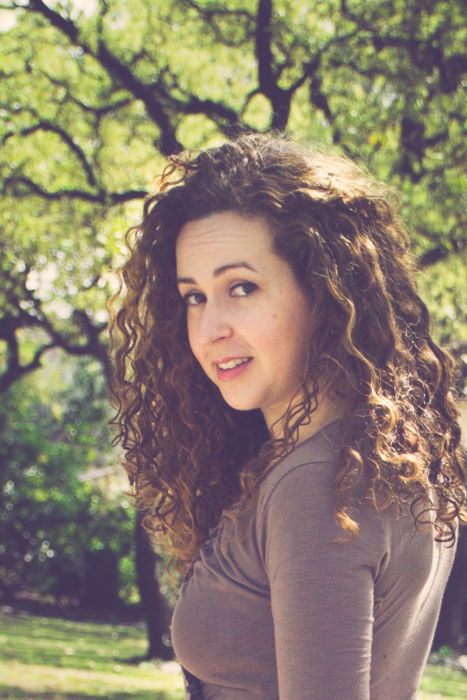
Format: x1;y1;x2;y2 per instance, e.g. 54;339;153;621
192;300;233;346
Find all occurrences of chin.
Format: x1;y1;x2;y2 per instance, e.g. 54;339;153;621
225;401;257;413
219;392;258;413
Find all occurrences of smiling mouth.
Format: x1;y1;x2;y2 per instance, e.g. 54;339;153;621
217;357;251;370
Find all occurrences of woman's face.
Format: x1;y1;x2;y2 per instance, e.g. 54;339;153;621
175;211;313;430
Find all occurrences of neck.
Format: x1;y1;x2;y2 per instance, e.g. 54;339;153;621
268;393;346;444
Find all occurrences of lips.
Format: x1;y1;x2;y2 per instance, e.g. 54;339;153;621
214;356;252;381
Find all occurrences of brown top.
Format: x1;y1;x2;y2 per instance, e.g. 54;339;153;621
171;421;456;699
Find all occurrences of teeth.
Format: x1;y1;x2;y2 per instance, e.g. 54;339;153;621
218;358;250;370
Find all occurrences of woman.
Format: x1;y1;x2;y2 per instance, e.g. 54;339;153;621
111;133;465;699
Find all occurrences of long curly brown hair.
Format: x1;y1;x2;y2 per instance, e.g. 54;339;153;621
110;133;465;572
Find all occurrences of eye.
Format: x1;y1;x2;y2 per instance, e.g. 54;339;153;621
182;291;206;307
230;281;258;297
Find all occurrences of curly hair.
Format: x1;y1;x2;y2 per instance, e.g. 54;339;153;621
110;132;466;572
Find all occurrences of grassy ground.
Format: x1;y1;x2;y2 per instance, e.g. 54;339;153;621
0;612;184;699
0;611;466;699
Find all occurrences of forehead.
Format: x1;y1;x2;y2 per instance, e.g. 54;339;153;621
175;211;275;272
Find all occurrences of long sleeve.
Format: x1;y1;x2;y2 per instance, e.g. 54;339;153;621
173;422;453;698
257;459;387;700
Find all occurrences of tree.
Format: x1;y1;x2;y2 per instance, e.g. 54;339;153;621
0;356;135;607
0;0;465;383
0;0;465;651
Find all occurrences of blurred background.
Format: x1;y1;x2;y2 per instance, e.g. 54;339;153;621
0;1;466;698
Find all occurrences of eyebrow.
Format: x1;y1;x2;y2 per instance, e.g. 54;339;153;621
176;261;257;285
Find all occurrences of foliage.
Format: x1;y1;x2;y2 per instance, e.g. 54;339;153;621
0;355;136;603
0;612;184;698
417;254;467;392
419;664;467;699
0;0;465;392
0;0;465;647
0;1;464;678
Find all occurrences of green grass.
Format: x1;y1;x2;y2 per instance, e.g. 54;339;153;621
0;612;184;699
420;664;467;700
0;611;465;699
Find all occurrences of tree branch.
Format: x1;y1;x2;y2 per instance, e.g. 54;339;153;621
255;0;292;130
0;273;112;392
2;175;146;204
3;119;98;188
0;338;55;393
27;0;181;154
40;72;132;115
183;0;255;48
170;94;239;127
417;231;466;269
341;0;466;94
181;0;255;46
182;0;253;22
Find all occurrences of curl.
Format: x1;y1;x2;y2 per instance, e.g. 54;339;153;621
109;132;466;571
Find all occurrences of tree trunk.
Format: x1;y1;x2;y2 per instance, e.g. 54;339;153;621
83;548;120;610
135;513;173;660
433;527;467;651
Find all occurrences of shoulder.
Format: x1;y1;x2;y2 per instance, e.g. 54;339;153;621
255;420;393;567
257;419;342;516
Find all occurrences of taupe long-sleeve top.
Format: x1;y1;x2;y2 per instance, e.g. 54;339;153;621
171;421;456;699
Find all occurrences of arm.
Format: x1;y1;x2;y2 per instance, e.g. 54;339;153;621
258;460;385;699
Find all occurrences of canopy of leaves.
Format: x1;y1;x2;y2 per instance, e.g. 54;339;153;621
0;0;465;389
0;355;136;603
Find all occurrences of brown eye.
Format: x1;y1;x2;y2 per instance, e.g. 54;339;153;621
183;291;205;307
230;282;258;297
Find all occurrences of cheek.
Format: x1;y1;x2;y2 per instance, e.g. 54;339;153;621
186;319;196;352
186;316;203;362
280;305;312;365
